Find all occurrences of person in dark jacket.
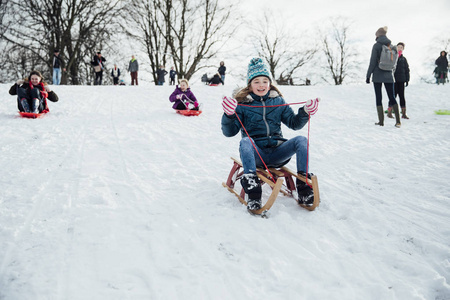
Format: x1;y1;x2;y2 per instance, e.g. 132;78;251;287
111;64;121;85
52;49;65;85
208;73;224;85
218;61;226;85
91;52;106;85
128;55;139;85
221;58;320;211
169;67;177;85
169;79;199;110
394;42;410;119
435;51;448;85
366;26;401;128
156;66;168;85
9;70;59;113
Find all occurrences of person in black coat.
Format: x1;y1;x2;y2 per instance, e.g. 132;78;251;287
218;61;226;85
394;42;410;119
9;70;59;113
91;52;106;85
208;73;224;85
435;51;448;85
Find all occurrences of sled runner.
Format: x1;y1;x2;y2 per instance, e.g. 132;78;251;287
222;157;320;215
19;112;46;119
176;109;202;116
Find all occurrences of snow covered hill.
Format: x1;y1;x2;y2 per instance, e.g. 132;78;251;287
0;82;449;300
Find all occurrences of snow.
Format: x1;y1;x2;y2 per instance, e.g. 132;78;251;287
0;82;449;300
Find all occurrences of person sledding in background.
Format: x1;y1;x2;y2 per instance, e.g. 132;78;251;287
221;58;320;211
9;70;59;113
169;79;200;110
208;73;224;85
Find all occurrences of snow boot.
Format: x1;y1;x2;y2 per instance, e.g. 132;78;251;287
387;107;394;118
241;173;262;211
401;107;409;119
375;106;384;126
296;172;314;206
20;98;30;112
393;104;401;128
31;98;40;113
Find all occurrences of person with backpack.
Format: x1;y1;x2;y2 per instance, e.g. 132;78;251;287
366;26;401;128
394;42;410;119
221;58;320;211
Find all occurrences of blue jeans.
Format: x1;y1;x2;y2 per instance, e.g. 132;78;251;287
53;68;61;85
373;82;397;107
239;136;308;174
221;75;225;84
158;81;164;86
17;87;42;112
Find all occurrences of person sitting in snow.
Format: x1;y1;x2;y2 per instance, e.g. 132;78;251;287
169;79;200;110
221;57;319;211
208;73;224;85
9;70;59;113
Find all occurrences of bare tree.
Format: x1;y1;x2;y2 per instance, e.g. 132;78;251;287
123;0;236;84
319;17;359;85
253;12;317;85
1;0;121;85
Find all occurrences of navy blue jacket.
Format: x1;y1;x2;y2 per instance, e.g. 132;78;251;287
221;90;309;149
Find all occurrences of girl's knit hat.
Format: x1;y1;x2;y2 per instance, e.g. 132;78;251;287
247;58;271;84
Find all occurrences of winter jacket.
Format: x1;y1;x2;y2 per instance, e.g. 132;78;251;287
394;55;410;83
111;67;120;78
91;55;106;70
209;74;224;85
221;89;309;149
435;53;448;72
9;82;59;103
218;65;226;75
128;59;139;72
169;86;198;109
366;35;395;83
170;70;177;79
157;68;168;82
53;55;62;69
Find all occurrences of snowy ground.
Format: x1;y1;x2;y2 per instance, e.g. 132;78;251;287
0;82;449;300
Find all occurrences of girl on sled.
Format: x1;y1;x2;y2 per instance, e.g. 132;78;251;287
169;79;200;110
221;58;319;211
9;70;59;114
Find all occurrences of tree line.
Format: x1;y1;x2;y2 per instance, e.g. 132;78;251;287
0;0;364;86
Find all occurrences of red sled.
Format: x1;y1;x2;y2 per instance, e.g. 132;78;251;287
209;83;219;86
176;109;202;116
19;112;47;119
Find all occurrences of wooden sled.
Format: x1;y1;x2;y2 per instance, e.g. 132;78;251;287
176;109;202;116
222;157;320;215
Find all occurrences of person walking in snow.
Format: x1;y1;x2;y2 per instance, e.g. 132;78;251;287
394;42;410;119
221;57;320;211
128;55;139;85
91;52;106;85
169;67;177;85
169;79;200;110
156;66;168;86
9;70;59;113
435;51;448;85
111;64;121;85
366;26;401;128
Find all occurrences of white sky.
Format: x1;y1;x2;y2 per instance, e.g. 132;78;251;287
233;0;450;83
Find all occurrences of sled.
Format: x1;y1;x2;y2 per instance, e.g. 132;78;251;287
435;109;450;115
209;83;220;86
176;109;202;116
222;157;320;215
19;112;46;119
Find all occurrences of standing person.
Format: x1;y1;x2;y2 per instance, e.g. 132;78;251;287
111;64;121;85
169;67;177;85
52;49;65;85
156;66;168;85
366;26;401;128
221;58;320;211
92;52;106;85
128;55;139;85
394;42;410;119
218;61;226;85
169;79;199;110
435;51;448;85
9;70;59;113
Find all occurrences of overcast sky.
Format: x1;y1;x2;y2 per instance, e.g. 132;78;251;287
232;0;450;83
